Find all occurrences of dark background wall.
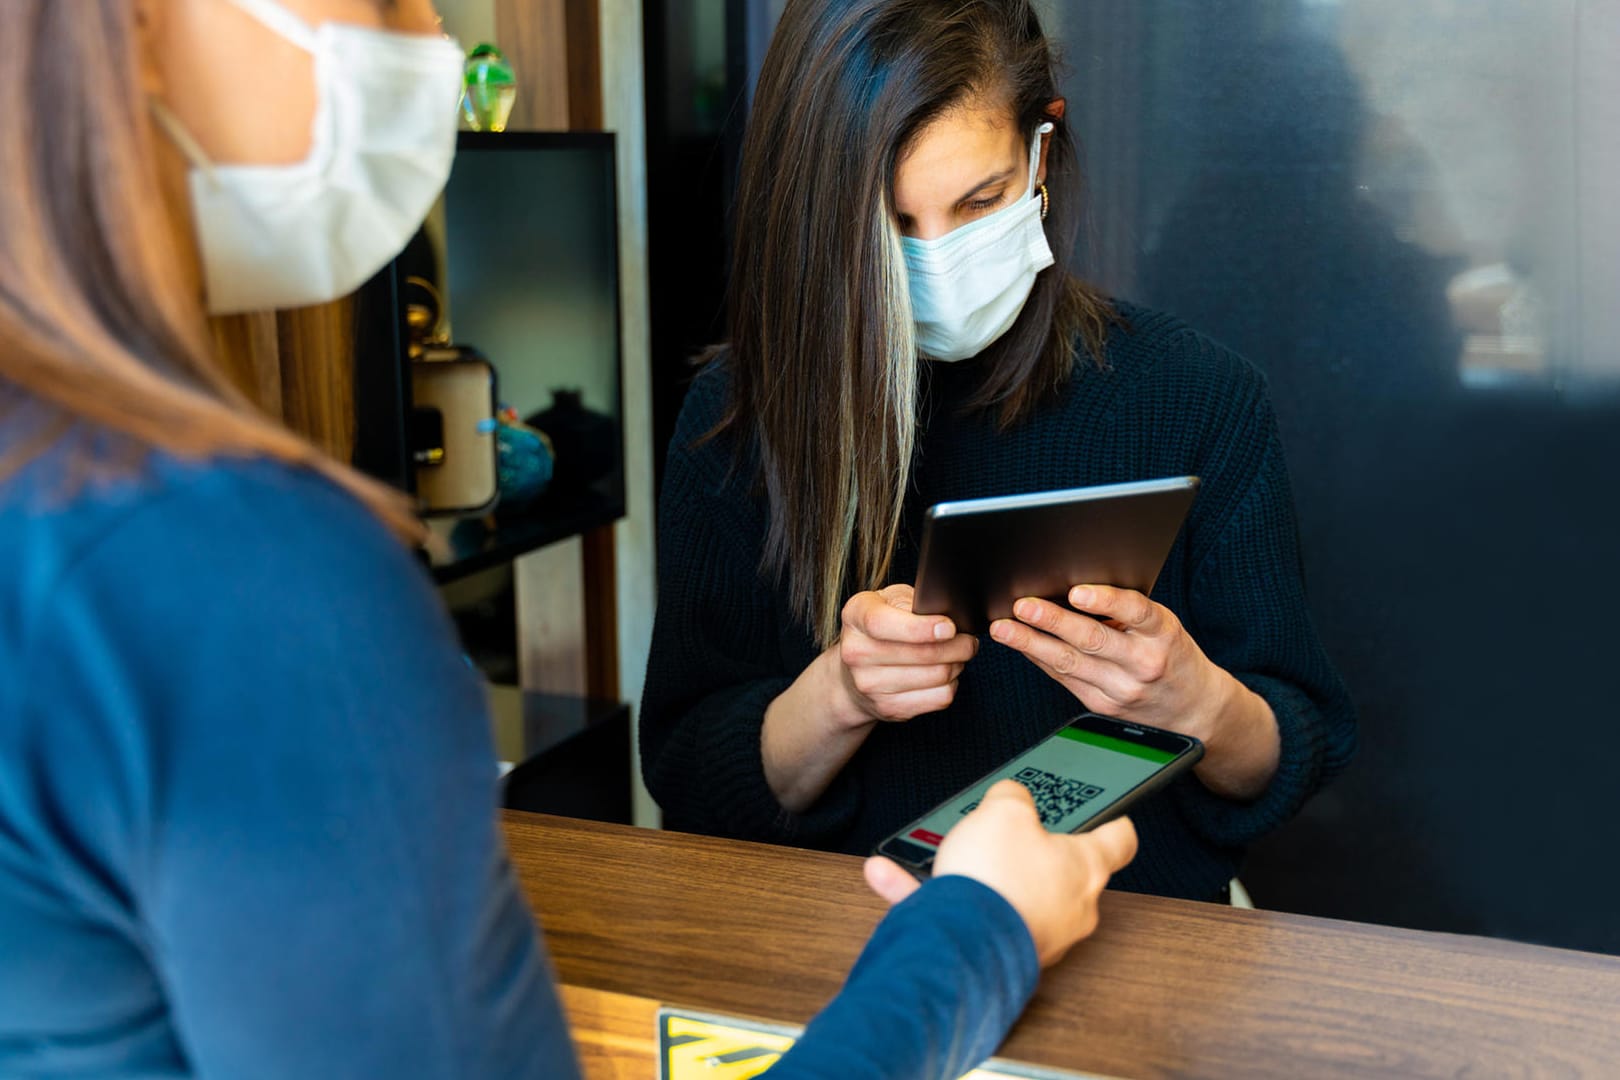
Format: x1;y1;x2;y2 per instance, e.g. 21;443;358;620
1053;0;1620;955
644;0;1620;954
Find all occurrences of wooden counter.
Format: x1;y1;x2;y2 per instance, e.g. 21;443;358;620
503;811;1620;1078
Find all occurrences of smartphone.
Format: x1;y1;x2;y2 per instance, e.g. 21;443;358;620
873;713;1204;878
911;476;1199;636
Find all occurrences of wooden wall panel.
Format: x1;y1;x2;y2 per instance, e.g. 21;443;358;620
276;298;356;462
516;537;588;697
210;298;356;464
487;0;601;131
495;0;572;130
564;0;604;130
581;524;619;699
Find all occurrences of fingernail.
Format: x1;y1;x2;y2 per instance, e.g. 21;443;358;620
990;620;1012;642
1014;599;1036;621
1070;586;1093;607
933;620;953;641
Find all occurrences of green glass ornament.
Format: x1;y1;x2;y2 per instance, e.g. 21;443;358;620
462;44;516;133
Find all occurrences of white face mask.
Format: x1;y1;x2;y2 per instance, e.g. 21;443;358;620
152;0;465;315
901;122;1055;362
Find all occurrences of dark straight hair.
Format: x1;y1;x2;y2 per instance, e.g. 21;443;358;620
714;0;1114;647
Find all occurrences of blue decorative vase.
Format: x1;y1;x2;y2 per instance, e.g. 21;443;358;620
494;406;554;511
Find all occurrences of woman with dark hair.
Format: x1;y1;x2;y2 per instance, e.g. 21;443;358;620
642;0;1357;903
1;1;1139;1075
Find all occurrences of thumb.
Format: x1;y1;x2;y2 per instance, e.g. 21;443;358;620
863;855;923;907
1084;816;1139;874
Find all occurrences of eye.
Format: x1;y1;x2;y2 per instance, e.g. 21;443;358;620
964;192;1006;215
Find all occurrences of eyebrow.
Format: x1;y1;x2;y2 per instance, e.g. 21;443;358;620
895;167;1020;225
954;168;1015;205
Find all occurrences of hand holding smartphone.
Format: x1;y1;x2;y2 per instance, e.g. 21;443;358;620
874;713;1203;879
865;779;1140;967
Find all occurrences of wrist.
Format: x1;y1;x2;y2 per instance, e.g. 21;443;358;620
820;645;877;732
1181;663;1239;753
762;650;879;813
1191;671;1280;800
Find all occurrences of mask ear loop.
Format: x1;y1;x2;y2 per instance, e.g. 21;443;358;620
149;2;322;183
148;98;217;180
1029;120;1055;218
220;0;320;53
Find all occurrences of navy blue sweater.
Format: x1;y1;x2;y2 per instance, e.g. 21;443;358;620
0;448;1036;1078
642;304;1357;901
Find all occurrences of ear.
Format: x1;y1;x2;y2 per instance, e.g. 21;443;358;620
1036;98;1066;187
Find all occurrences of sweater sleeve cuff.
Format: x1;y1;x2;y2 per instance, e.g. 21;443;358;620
902;874;1042;1006
1172;673;1333;850
771;875;1038;1080
683;678;864;846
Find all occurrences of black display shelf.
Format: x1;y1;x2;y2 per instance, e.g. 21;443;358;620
456;130;614;153
501;692;632;826
355;130;627;583
429;484;623;584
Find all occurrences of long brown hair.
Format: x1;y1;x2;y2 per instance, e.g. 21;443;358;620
717;0;1113;646
0;2;417;537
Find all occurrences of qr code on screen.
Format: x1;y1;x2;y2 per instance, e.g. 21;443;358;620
962;768;1105;828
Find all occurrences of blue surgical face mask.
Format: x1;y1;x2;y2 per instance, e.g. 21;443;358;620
901;123;1055;362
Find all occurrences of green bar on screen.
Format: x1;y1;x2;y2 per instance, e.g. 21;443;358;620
1056;725;1178;763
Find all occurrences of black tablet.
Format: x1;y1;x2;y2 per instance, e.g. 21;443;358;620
911;476;1199;635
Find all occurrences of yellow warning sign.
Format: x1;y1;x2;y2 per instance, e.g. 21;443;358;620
657;1008;1107;1080
661;1013;795;1079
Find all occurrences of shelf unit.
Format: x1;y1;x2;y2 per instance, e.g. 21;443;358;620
250;0;650;827
430;487;623;585
354;130;626;583
349;129;631;821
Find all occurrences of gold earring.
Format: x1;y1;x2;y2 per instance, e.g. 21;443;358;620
1038;183;1050;221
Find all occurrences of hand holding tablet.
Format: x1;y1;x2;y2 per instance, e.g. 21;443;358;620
833;584;979;725
916;475;1281;800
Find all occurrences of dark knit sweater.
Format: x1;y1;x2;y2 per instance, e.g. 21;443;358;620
641;302;1356;902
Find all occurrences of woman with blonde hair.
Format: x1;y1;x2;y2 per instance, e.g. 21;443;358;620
0;2;1137;1075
